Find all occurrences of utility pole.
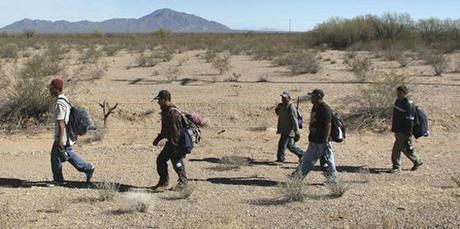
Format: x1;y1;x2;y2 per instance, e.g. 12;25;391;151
289;19;291;33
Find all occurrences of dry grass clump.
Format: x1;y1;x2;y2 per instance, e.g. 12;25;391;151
79;46;102;64
102;44;122;57
95;181;119;201
421;50;449;76
277;177;307;202
345;55;373;82
210;155;251;171
204;49;217;63
118;192;154;213
0;43;19;60
74;62;108;80
344;72;406;131
134;52;160;68
211;54;232;75
325;180;350;198
164;183;196;200
288;51;320;74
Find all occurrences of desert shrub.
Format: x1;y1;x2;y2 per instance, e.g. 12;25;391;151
46;44;69;61
212;54;232;75
0;65;10;90
0;43;19;60
102;44;121;56
135;53;159;67
278;177;307;202
251;45;278;60
1;56;55;130
225;72;241;82
96;181;119;201
165;65;182;82
24;29;35;38
204;49;217;63
74;62;108;80
344;72;407;131
123;192;153;213
346;55;373;82
287;51;320;74
325;180;350;198
422;51;449;76
79;46;102;64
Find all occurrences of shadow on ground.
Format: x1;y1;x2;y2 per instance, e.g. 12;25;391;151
206;176;279;187
0;178;140;192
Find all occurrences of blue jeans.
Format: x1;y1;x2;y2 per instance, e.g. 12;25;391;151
51;143;92;182
295;141;337;179
277;135;304;161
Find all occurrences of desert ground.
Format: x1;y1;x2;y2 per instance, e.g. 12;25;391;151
1;48;460;228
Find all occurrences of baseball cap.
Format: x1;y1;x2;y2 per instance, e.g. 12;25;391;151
49;78;64;90
308;88;325;98
153;90;171;100
280;91;291;98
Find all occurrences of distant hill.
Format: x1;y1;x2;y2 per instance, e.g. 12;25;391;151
0;8;232;33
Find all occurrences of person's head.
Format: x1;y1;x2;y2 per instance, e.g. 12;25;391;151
153;90;172;109
48;78;64;97
308;88;324;105
396;85;408;100
280;91;291;104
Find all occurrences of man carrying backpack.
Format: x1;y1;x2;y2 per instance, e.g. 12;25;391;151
291;89;337;182
275;91;304;163
390;85;423;173
48;78;95;186
152;90;188;191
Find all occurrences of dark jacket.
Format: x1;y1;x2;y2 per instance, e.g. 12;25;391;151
159;104;183;146
275;103;300;137
391;98;414;135
308;101;332;143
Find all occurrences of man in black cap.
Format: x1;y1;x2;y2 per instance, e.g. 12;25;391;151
152;90;188;190
292;89;337;181
275;91;304;163
390;85;423;173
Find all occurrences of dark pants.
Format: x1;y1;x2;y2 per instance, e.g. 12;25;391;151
51;142;92;183
156;142;187;186
277;135;304;161
392;133;421;169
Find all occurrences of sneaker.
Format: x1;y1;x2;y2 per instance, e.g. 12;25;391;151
390;168;401;174
411;161;423;171
49;180;65;187
152;183;168;192
86;164;96;183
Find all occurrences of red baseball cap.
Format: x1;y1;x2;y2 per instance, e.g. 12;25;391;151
49;78;64;89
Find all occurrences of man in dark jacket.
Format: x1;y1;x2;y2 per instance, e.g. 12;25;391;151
152;90;188;190
292;89;337;182
390;85;423;173
275;91;304;163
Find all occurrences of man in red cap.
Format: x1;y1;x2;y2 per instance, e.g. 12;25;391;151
48;78;95;186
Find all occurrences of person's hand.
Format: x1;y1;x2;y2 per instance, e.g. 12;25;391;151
152;138;160;146
294;134;300;142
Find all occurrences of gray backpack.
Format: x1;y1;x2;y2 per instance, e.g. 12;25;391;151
57;98;96;141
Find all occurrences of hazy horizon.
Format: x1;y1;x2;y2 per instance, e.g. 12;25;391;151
0;0;459;32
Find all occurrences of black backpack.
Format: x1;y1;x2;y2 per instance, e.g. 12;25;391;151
411;103;429;139
171;108;202;154
330;112;346;143
57;98;96;141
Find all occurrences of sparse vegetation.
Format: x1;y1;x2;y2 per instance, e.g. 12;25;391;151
95;181;119;201
345;55;373;82
325;180;350;198
204;49;217;63
165;65;182;82
211;54;232;75
277;177;307;202
288;51;320;74
74;62;108;80
422;51;449;76
79;46;102;64
123;192;153;213
0;43;19;60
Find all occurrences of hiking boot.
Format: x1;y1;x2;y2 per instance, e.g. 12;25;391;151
390;168;401;174
411;161;423;171
86;164;96;183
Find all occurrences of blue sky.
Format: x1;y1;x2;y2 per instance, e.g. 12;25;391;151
0;0;459;31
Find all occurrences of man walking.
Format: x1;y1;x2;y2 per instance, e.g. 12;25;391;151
48;78;95;186
152;90;188;191
292;89;337;182
390;85;423;173
275;91;304;163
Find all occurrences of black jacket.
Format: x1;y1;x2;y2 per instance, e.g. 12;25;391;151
391;98;414;135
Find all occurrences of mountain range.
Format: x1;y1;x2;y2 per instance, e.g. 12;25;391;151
0;9;232;33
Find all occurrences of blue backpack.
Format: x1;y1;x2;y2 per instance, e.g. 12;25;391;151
410;102;429;139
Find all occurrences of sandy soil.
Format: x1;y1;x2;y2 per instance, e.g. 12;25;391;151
1;49;460;228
